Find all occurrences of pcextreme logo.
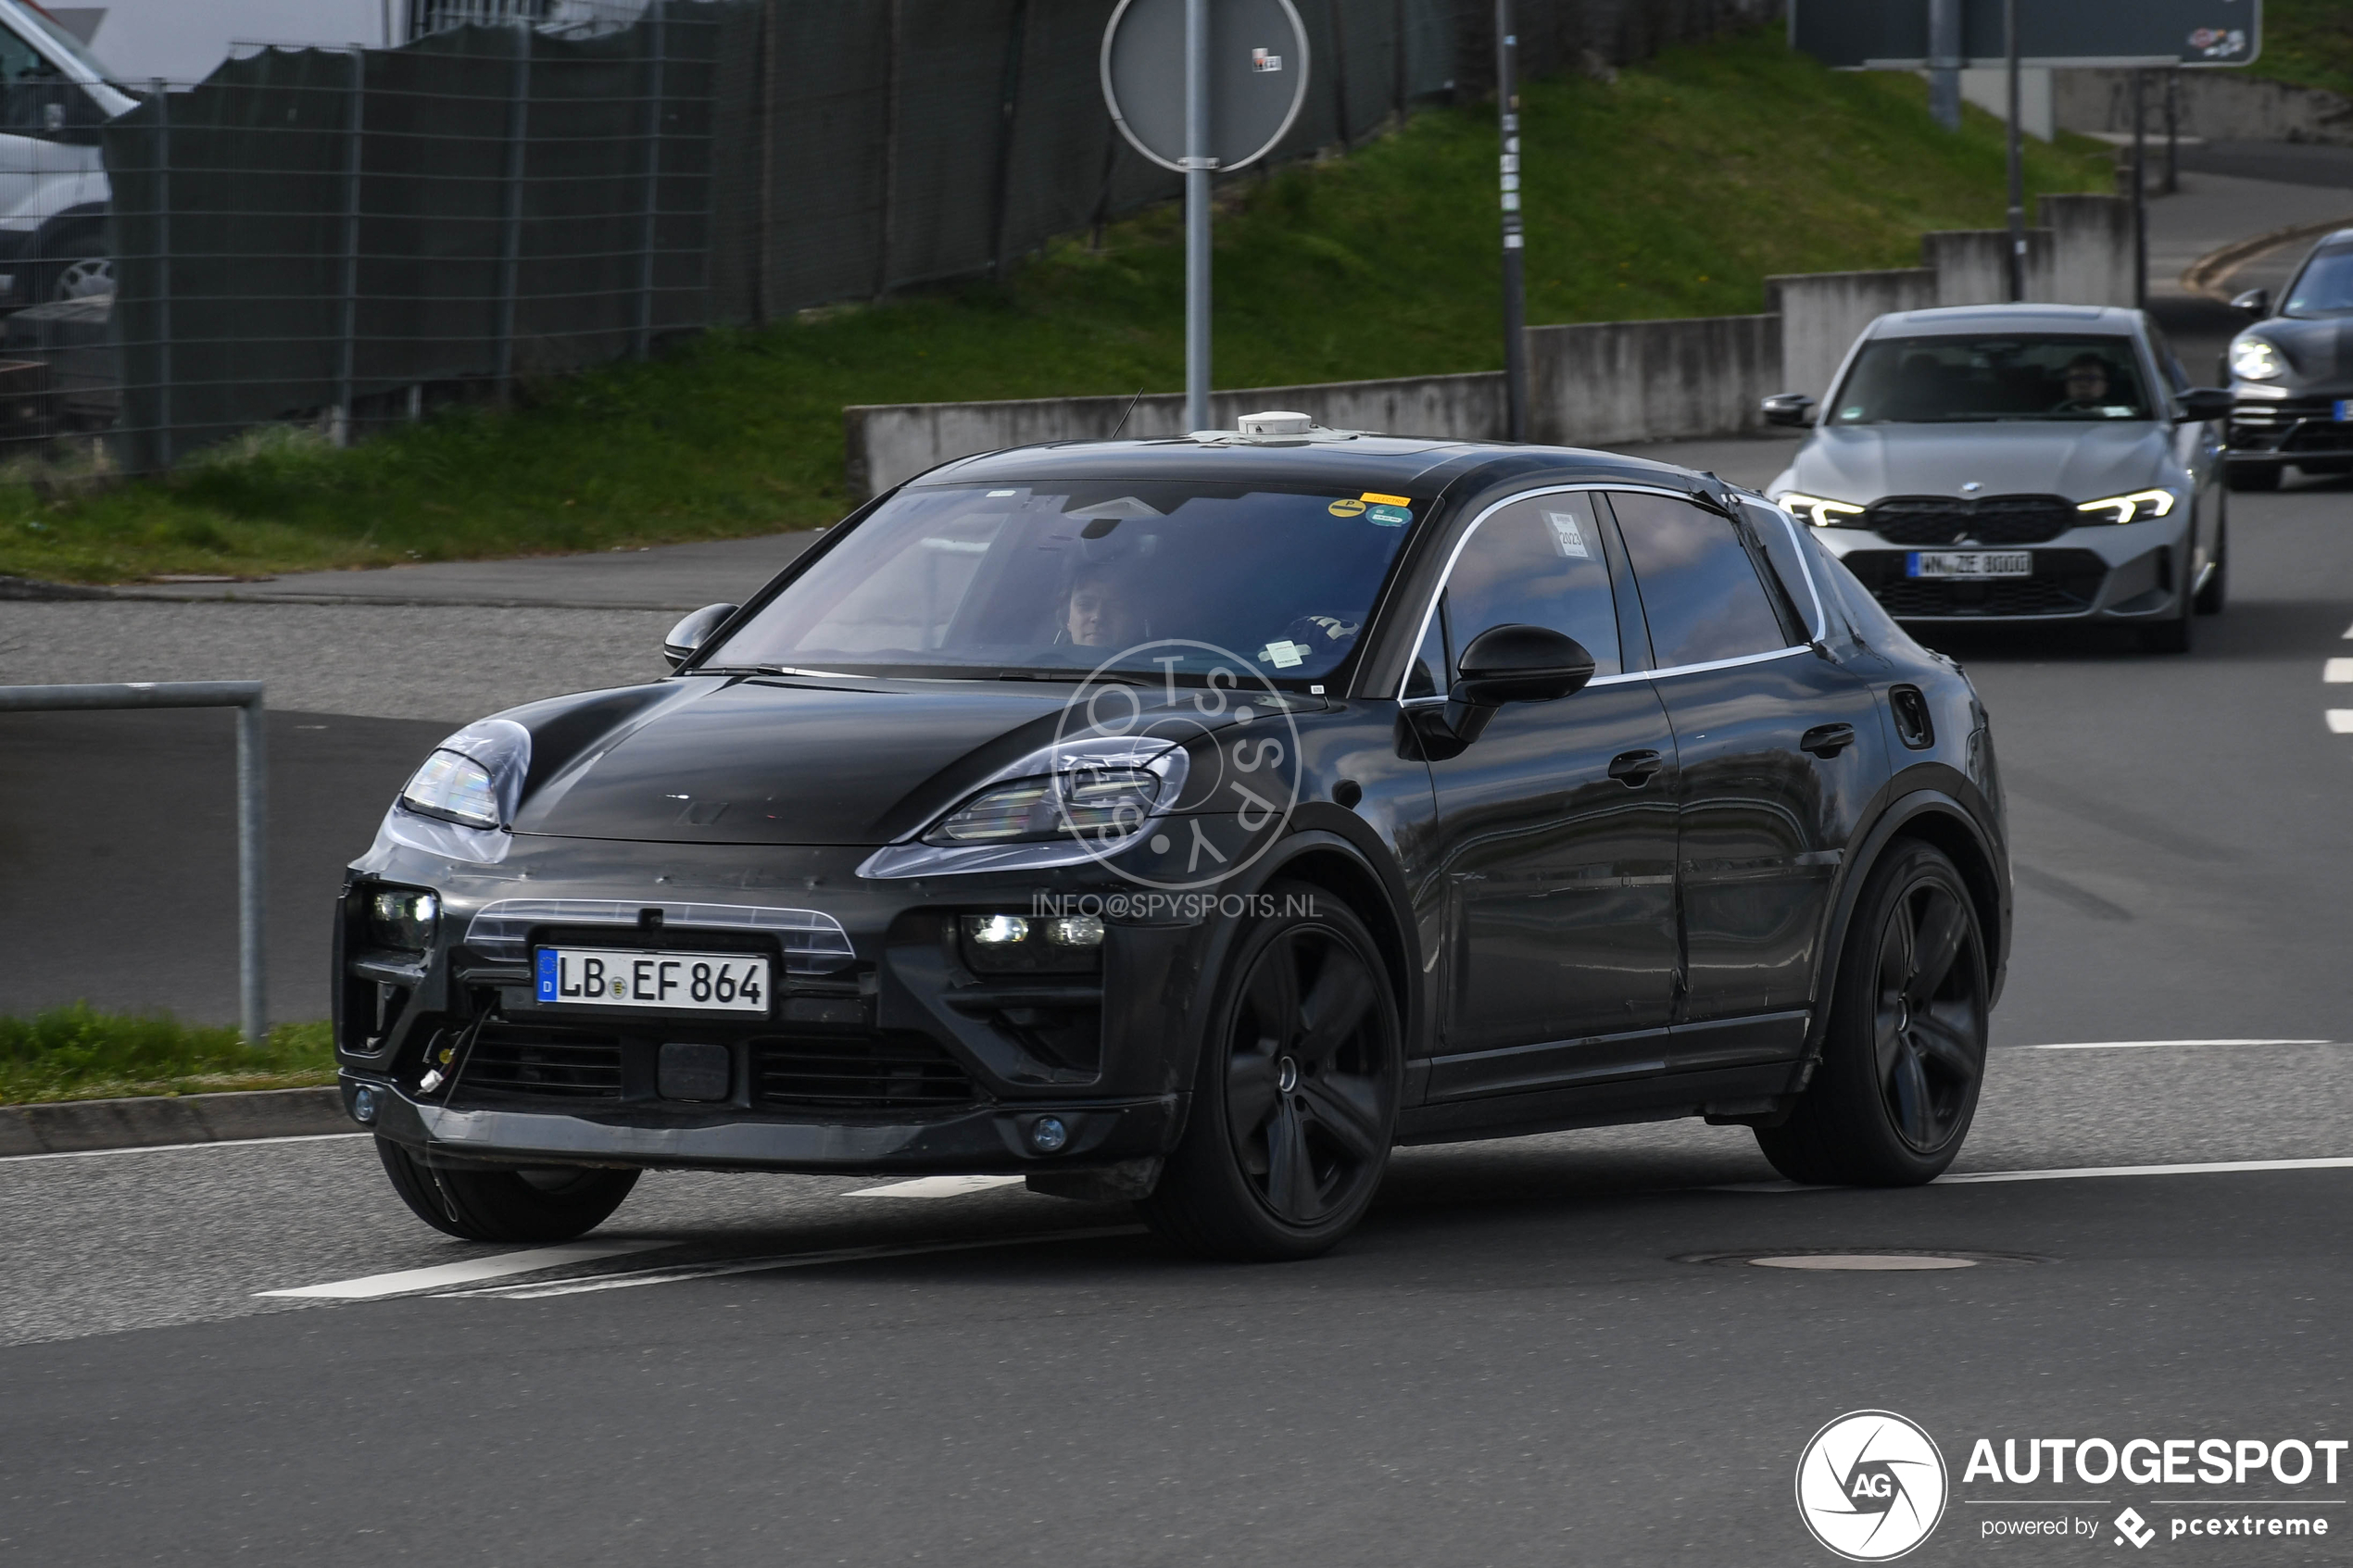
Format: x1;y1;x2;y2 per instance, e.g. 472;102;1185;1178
1796;1411;1951;1562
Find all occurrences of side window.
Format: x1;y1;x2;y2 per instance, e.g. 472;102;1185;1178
1607;492;1791;669
0;26;97;142
2144;321;2191;393
1403;611;1445;699
1441;491;1622;677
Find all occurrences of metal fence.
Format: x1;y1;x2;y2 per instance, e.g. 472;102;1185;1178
0;0;1772;473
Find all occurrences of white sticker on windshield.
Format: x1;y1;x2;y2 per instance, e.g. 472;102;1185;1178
1543;510;1591;558
1258;640;1309;669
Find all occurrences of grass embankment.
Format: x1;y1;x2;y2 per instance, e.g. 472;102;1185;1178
0;29;2112;585
2250;0;2353;98
0;1007;333;1105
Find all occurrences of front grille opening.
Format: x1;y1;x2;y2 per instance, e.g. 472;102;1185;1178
459;1022;624;1102
753;1032;976;1111
1864;494;2080;546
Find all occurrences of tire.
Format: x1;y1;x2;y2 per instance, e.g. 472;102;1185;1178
1139;882;1402;1261
28;221;111;305
2225;462;2280;493
1755;841;1989;1186
375;1136;639;1243
2194;505;2228;616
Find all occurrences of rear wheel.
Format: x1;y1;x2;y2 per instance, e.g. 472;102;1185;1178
1139;884;1401;1261
375;1136;639;1243
1755;841;1989;1186
2225;461;2280;493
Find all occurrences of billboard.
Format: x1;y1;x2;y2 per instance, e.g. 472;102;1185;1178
1792;0;2259;70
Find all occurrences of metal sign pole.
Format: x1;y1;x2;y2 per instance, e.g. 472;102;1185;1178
1496;0;1527;442
2004;0;2024;302
1184;0;1211;433
2132;68;2149;307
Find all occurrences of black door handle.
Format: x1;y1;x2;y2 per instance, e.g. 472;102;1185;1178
1607;748;1664;787
1799;722;1856;759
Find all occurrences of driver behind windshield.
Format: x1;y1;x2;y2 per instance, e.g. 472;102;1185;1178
2051;353;2116;413
1063;565;1146;648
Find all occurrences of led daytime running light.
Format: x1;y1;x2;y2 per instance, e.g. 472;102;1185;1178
2074;489;2176;526
1780;492;1868;528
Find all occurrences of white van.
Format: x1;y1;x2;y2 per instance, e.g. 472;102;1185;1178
0;0;134;307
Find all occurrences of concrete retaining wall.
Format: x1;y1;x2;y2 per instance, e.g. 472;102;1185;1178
1921;228;2057;307
1765;269;1938;402
2055;69;2353;146
1527;314;1780;445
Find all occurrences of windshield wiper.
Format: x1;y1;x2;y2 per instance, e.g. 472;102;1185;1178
994;670;1148;686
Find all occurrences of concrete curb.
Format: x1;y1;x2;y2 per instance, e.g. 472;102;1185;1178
0;574;112;601
2182;211;2353;300
0;1086;355;1157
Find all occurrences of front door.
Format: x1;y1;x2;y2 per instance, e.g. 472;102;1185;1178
1416;490;1682;1098
1606;491;1885;1066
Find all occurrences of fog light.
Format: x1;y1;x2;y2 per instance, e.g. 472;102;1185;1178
966;914;1029;945
1045;915;1105;947
1029;1116;1069;1153
367;887;439;951
351;1085;379;1123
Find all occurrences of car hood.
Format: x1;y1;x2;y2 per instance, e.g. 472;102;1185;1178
1772;420;2178;504
2237;316;2353;390
509;677;1108;847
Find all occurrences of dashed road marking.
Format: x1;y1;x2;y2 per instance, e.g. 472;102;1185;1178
2330;710;2353;734
1718;1156;2353;1193
256;1240;670;1299
438;1224;1150;1299
847;1173;1029;1198
2327;659;2353;683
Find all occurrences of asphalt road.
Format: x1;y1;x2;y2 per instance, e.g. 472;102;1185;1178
4;467;2351;1563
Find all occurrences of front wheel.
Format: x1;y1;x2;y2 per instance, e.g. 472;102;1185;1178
1139;884;1401;1261
1755;841;1989;1186
376;1136;639;1243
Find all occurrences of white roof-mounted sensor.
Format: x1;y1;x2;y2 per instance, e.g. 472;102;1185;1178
1189;410;1365;445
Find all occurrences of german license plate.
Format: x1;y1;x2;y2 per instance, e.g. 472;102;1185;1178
1906;550;2032;579
2334;398;2353;423
535;947;769;1012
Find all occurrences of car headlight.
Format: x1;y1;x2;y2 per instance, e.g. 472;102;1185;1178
927;765;1164;846
2229;337;2283;381
366;887;439;951
396;719;532;831
2074;489;2177;525
1779;492;1869;528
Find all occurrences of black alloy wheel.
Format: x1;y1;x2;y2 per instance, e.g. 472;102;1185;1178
1756;841;1989;1185
376;1136;640;1243
1141;883;1401;1261
2224;461;2280;493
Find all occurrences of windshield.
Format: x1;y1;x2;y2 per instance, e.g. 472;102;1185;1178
6;5;112;81
1831;334;2154;423
2284;245;2353;319
702;481;1423;684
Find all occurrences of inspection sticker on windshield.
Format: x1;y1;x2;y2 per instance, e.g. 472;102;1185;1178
1365;504;1411;527
1906;550;2032;579
1327;497;1366;518
535;947;770;1012
1542;510;1592;558
1258;639;1310;668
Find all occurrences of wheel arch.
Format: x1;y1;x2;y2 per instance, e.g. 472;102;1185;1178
1806;788;2009;1066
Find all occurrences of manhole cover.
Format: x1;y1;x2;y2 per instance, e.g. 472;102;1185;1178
1674;1248;2049;1270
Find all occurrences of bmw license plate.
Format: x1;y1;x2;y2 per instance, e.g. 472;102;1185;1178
1906;550;2032;579
535;947;769;1012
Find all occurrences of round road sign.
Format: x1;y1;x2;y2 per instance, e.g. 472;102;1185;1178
1101;0;1311;174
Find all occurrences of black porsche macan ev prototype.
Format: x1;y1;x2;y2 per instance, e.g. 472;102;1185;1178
2224;226;2353;491
338;420;2010;1261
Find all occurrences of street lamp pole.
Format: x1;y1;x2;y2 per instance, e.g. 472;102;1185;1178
2004;0;2024;302
1496;0;1528;441
1184;0;1212;433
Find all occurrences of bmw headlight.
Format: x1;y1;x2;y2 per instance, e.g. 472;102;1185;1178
396;719;532;831
1779;492;1869;528
2074;489;2177;525
2229;337;2283;381
928;765;1164;846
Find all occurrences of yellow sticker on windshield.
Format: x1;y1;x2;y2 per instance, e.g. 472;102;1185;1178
1360;492;1410;506
1327;497;1366;517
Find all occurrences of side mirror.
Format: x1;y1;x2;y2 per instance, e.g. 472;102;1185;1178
2229;288;2270;319
1453;625;1596;707
662;602;738;670
2177;386;2233;421
1759;392;1818;428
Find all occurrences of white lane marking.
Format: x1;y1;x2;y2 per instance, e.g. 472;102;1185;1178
2329;710;2353;734
1998;1038;2332;1050
2326;659;2353;683
846;1173;1028;1198
1718;1156;2353;1193
440;1224;1150;1299
256;1240;670;1298
2;1131;371;1163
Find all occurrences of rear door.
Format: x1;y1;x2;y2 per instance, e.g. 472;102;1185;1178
1604;489;1885;1071
1413;489;1684;1099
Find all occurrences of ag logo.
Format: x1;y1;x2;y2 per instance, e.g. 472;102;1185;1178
1795;1411;1948;1562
